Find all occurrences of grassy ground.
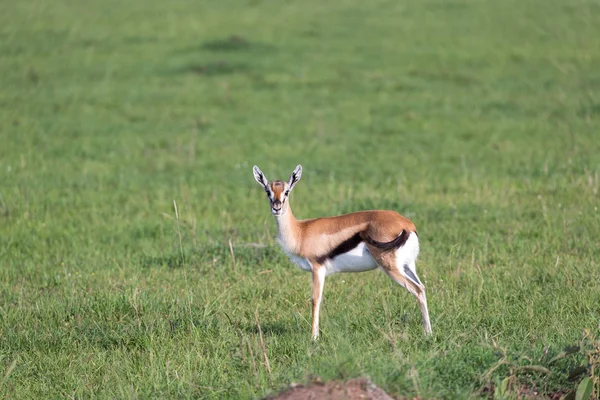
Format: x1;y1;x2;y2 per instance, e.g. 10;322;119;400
1;0;600;398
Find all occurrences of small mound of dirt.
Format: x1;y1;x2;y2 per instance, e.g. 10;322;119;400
265;377;401;400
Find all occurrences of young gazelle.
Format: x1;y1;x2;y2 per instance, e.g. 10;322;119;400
253;165;432;340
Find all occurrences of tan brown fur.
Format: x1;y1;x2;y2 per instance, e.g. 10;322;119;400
277;206;416;261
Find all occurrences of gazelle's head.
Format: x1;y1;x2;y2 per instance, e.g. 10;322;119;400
253;165;302;216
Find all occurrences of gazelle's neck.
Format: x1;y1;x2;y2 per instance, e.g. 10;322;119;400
274;201;300;253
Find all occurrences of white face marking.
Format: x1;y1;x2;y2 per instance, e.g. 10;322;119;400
267;181;290;216
254;166;301;217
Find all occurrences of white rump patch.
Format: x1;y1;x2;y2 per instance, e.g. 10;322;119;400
395;232;421;285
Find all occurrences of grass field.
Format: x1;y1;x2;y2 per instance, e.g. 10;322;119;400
1;0;600;398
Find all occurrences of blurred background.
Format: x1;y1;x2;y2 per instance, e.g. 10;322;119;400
1;0;599;398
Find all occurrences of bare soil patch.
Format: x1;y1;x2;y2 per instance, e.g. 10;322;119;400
265;377;413;400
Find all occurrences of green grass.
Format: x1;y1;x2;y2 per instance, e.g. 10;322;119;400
1;0;600;398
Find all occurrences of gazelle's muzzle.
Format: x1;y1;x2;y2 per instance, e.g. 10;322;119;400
271;200;282;214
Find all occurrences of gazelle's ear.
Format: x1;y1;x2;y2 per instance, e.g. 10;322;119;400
287;165;302;191
253;165;269;188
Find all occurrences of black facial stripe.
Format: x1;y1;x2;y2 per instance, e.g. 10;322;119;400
265;188;274;201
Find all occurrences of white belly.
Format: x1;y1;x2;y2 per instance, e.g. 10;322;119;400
281;242;378;275
286;253;313;272
326;242;378;274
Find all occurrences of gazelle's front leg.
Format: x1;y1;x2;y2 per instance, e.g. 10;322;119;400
311;264;326;340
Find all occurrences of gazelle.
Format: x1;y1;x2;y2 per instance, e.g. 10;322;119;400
253;165;432;340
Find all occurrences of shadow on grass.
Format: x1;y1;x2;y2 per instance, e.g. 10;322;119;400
171;35;275;58
140;253;185;268
242;320;295;336
578;101;600;119
139;245;285;269
201;35;275;53
165;34;274;77
183;60;251;76
164;35;276;78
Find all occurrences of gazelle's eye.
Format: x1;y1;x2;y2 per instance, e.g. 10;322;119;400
284;190;290;196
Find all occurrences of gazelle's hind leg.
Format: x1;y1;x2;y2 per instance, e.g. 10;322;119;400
404;260;432;334
368;235;432;335
379;260;432;335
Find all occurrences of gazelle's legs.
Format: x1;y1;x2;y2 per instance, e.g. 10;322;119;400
405;260;432;334
417;287;431;334
369;248;432;335
380;263;431;334
311;264;326;340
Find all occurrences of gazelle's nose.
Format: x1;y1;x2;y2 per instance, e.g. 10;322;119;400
272;200;282;211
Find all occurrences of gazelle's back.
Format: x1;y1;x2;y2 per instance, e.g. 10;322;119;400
300;210;416;242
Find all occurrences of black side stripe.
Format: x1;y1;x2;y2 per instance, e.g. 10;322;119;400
315;233;362;264
366;229;410;251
